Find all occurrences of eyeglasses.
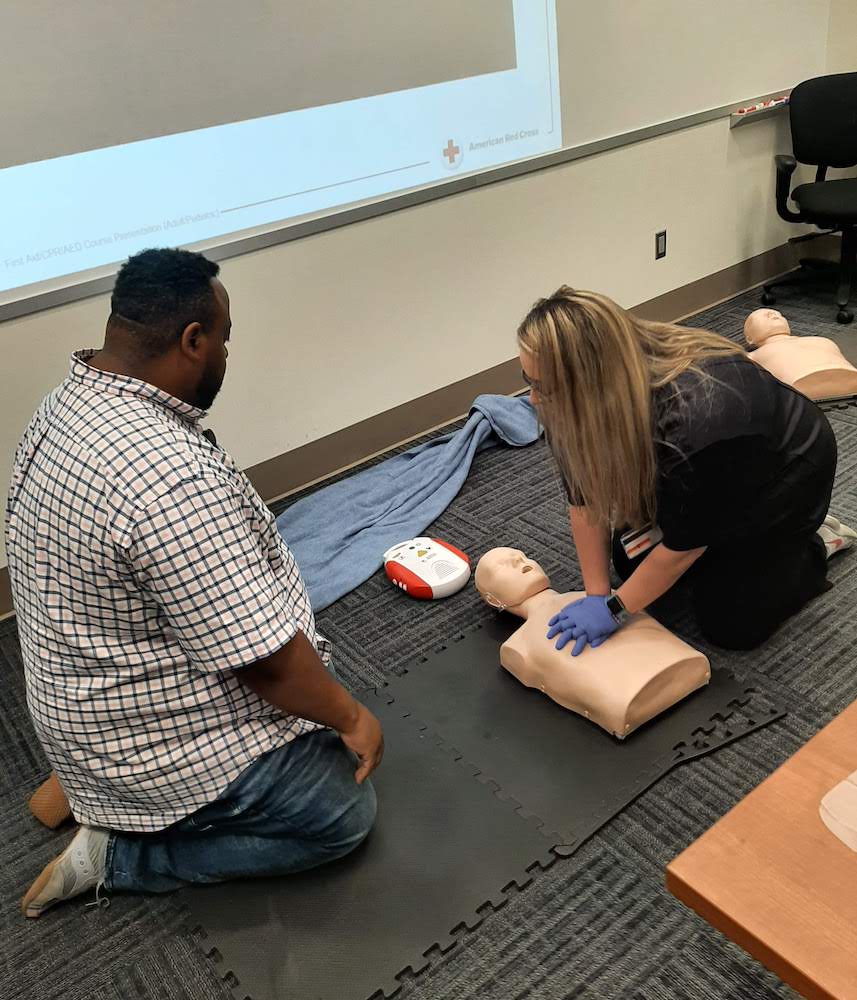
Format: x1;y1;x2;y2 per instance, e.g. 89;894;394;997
521;368;547;396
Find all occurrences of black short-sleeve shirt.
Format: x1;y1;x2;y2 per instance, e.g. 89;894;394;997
564;355;836;551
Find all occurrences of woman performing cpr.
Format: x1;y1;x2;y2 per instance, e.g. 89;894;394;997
517;286;852;652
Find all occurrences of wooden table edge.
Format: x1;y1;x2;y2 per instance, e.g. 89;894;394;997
665;866;842;1000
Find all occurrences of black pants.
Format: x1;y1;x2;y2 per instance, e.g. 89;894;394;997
612;529;829;651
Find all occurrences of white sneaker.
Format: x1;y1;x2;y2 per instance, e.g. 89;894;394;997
826;513;857;538
21;825;109;919
818;514;857;558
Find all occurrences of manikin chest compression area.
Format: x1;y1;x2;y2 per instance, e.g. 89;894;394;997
474;548;711;739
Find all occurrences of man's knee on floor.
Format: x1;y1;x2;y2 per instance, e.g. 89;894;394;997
321;777;378;859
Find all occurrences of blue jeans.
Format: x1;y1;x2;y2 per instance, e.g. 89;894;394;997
105;729;377;893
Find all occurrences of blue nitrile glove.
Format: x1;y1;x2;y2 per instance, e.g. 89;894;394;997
546;595;620;657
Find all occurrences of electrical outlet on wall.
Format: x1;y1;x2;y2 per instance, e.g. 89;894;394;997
655;230;667;260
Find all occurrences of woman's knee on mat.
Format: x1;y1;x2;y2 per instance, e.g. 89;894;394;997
694;606;772;651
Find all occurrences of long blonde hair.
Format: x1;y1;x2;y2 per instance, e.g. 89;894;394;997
517;286;744;528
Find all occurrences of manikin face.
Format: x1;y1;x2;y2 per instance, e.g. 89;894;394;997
744;308;791;347
475;547;550;610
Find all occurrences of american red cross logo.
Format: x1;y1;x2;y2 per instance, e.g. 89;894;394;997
442;139;461;165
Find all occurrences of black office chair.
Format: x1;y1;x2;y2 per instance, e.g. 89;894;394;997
761;72;857;324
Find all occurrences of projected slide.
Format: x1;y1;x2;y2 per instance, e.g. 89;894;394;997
3;1;517;166
0;0;560;300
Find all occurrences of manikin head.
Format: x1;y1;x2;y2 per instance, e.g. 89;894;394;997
475;547;551;614
744;308;792;347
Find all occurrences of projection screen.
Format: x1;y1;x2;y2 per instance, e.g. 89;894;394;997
0;1;561;309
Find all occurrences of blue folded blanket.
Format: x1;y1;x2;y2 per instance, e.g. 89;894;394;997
276;393;542;610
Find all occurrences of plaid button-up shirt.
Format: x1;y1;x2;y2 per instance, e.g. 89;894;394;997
5;351;327;832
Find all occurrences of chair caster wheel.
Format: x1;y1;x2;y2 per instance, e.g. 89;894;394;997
760;291;776;306
837;309;854;325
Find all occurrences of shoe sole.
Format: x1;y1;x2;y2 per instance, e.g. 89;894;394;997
21;853;62;919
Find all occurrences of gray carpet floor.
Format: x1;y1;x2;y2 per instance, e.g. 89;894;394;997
3;275;856;1000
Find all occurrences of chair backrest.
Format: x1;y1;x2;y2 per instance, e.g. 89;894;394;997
789;72;857;168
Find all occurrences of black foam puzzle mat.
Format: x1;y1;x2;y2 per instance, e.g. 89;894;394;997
186;691;561;1000
383;614;785;849
186;620;785;1000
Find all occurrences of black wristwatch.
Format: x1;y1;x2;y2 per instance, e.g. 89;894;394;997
605;593;631;625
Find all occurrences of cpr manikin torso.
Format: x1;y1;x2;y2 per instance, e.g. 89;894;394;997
475;548;710;739
745;308;857;400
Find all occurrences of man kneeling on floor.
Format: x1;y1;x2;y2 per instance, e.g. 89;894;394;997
5;248;383;918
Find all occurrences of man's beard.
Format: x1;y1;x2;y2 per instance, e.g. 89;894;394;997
194;365;224;410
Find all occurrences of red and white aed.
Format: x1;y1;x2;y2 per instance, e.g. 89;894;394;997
383;537;471;600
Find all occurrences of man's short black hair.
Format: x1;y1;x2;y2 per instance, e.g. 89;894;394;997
109;248;221;357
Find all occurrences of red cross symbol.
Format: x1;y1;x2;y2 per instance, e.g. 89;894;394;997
442;139;460;164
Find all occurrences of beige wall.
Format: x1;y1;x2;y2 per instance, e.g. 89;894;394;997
827;0;857;72
1;110;811;569
563;0;828;144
